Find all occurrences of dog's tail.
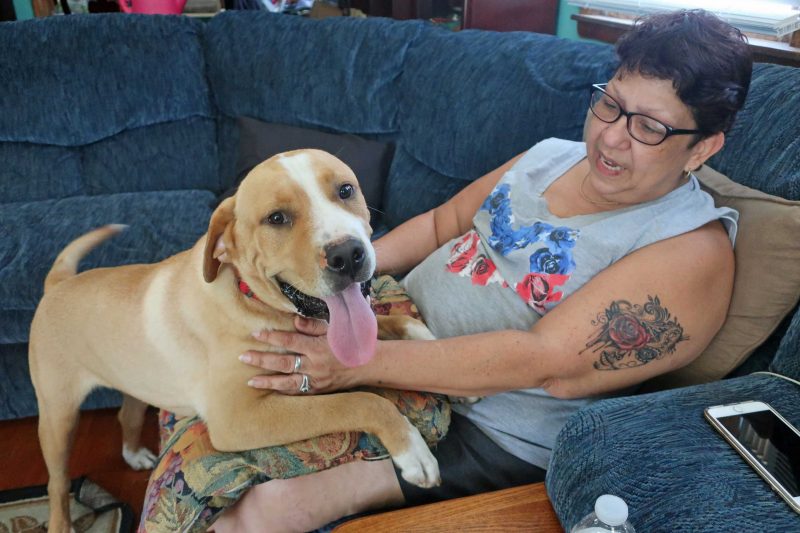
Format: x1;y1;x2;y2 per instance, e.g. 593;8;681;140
44;224;128;293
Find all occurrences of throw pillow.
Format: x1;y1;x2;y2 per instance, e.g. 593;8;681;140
643;165;800;390
228;117;394;219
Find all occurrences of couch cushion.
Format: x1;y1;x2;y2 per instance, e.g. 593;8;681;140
383;144;474;229
387;29;617;226
0;190;216;344
0;143;84;203
0;15;219;200
229;117;395;216
385;30;616;227
204;11;426;135
708;63;800;201
642;165;800;390
0;15;211;146
771;307;800;381
547;375;800;532
82;117;221;194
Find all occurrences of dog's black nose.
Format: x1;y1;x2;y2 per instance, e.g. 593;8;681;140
325;239;366;280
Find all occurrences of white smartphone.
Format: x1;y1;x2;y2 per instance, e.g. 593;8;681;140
704;400;800;514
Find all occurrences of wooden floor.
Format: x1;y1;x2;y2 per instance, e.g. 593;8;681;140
1;409;563;531
0;407;159;522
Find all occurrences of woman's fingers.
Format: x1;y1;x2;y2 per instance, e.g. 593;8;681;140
248;372;309;394
295;316;328;336
239;351;298;374
251;328;321;354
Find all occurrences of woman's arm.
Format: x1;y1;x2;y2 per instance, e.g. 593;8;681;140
374;153;525;276
352;221;734;398
249;220;734;399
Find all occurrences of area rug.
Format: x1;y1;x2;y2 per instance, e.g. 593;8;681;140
0;477;133;533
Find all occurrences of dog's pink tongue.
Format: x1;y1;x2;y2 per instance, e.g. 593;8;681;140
322;283;377;367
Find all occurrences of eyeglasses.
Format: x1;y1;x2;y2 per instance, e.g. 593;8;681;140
589;84;702;146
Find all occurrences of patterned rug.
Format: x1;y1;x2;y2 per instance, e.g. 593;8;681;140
0;477;133;533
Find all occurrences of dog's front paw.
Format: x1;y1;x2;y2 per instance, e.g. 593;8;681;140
391;418;441;489
122;444;158;470
448;395;482;405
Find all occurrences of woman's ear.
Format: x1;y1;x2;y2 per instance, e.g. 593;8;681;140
688;132;725;171
203;196;236;283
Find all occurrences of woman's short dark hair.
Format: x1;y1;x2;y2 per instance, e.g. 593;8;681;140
615;9;753;136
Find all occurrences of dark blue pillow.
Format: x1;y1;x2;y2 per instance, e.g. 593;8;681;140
227;117;395;220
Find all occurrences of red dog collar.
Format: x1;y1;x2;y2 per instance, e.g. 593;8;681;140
237;278;261;303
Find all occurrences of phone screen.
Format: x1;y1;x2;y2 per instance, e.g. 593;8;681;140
718;409;800;497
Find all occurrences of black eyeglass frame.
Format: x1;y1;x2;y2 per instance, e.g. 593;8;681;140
589;83;703;146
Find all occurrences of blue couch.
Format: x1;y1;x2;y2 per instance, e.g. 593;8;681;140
1;12;798;531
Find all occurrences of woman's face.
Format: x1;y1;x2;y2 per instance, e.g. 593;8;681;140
583;71;723;205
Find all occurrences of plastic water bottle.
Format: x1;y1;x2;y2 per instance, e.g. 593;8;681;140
570;494;636;533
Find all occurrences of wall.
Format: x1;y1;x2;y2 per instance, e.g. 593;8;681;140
12;0;32;19
556;0;580;40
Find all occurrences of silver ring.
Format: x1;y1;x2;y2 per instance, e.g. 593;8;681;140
293;355;302;373
299;374;310;393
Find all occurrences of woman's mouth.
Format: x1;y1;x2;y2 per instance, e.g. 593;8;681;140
597;153;624;175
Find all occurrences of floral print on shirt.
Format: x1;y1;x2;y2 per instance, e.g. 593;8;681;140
445;182;581;314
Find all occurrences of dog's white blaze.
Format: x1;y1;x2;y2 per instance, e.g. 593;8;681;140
278;152;376;265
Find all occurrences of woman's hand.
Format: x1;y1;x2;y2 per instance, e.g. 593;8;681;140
242;317;356;395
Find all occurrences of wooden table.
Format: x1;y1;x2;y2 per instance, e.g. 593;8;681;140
333;482;563;532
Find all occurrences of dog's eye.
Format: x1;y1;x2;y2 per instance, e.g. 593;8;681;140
338;184;354;200
265;212;288;225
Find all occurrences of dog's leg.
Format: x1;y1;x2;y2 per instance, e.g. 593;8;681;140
376;314;435;341
30;347;92;533
118;394;157;470
206;391;440;488
37;405;81;533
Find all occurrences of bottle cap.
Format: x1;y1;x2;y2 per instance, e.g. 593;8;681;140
595;494;628;526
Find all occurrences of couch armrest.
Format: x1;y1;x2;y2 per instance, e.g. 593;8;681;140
546;375;800;531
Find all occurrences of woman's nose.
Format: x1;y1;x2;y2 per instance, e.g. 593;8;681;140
601;115;632;149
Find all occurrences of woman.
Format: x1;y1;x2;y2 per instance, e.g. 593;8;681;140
213;9;752;532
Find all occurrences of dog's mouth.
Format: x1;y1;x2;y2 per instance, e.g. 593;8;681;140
278;279;329;321
277;279;371;321
276;277;375;367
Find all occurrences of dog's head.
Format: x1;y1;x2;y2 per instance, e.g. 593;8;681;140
202;149;377;366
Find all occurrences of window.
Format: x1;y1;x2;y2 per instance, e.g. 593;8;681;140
568;1;800;38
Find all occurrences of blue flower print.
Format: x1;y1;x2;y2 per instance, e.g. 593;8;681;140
529;247;575;275
481;183;512;215
512;221;551;250
481;183;580;263
483;184;518;254
546;226;579;250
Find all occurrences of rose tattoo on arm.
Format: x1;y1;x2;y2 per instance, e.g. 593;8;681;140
580;296;688;370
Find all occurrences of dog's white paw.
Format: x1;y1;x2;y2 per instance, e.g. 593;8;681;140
448;395;482;404
404;320;436;341
122;444;157;470
391;418;440;489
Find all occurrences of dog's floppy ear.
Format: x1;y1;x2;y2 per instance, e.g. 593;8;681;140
203;196;236;283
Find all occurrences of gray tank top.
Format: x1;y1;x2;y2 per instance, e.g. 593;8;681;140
402;138;738;468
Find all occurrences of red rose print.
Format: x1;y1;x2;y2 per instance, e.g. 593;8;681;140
515;272;569;312
470;255;497;286
608;314;651;350
446;231;480;274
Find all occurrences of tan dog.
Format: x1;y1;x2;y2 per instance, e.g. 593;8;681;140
29;149;440;533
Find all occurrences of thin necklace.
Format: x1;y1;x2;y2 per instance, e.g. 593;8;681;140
580;172;621;207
